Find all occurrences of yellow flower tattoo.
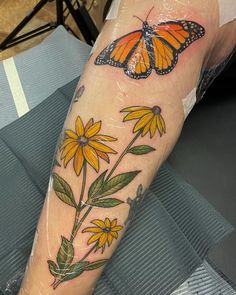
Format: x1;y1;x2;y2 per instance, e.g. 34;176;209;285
50;100;166;289
60;116;117;175
121;106;166;138
82;218;123;252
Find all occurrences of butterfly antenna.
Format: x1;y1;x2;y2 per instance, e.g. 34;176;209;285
133;15;144;23
146;6;155;21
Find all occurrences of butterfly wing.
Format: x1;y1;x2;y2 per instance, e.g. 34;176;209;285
151;20;205;74
95;30;142;68
94;20;205;78
154;20;205;53
95;30;153;79
124;36;153;79
151;35;178;75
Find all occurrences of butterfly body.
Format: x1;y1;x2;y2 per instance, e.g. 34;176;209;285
142;21;155;38
136;21;178;75
95;9;205;79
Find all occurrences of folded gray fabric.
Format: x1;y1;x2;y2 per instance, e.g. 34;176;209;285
0;79;233;294
172;260;236;295
0;26;91;129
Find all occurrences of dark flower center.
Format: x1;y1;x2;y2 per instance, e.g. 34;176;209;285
103;227;111;233
152;106;161;115
78;136;89;146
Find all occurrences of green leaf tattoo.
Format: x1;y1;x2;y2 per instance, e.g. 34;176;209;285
88;170;107;199
90;198;124;208
84;259;108;271
49;103;166;289
52;173;77;208
63;261;88;281
98;171;141;198
47;260;61;277
128;145;156;155
57;237;74;271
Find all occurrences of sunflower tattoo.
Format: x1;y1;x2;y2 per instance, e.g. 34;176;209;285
60;116;117;175
121;105;166;137
49;88;166;289
82;218;123;253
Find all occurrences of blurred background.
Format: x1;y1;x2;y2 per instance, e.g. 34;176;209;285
0;0;112;60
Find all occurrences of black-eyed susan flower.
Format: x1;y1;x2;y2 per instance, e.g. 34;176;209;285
82;218;123;252
60;116;117;175
121;106;166;138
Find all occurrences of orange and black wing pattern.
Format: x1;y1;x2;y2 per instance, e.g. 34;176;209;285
151;20;205;75
124;36;153;79
95;30;143;68
95;18;205;79
95;30;153;79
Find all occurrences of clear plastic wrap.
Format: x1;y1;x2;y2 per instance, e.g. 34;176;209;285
2;0;236;294
218;0;236;27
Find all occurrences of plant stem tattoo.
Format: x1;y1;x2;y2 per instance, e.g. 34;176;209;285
95;7;205;79
48;92;166;288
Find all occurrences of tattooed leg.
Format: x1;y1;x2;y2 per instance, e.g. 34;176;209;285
18;1;228;294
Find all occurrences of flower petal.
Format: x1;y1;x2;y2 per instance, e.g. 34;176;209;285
96;150;110;163
65;129;78;139
73;146;84;176
123;109;151;121
89;141;117;154
82;227;103;233
107;233;114;246
159;115;166;133
111;219;117;227
61;142;78;159
150;117;157;138
90;134;117;142
63;145;78;167
104;217;111;228
110;231;118;238
121;106;150;112
75;116;84;136
133;113;154;133
85;118;94;132
141;119;152;137
91;219;106;229
111;226;123;232
98;233;108;248
156;116;164;136
83;145;99;172
87;232;102;245
85;121;101;138
60;138;77;150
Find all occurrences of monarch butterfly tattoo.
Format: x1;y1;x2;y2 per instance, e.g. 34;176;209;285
95;7;205;79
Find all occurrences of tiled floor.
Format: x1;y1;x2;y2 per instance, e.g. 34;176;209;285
0;0;106;60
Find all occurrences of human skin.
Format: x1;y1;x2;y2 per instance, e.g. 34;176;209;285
18;1;235;294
